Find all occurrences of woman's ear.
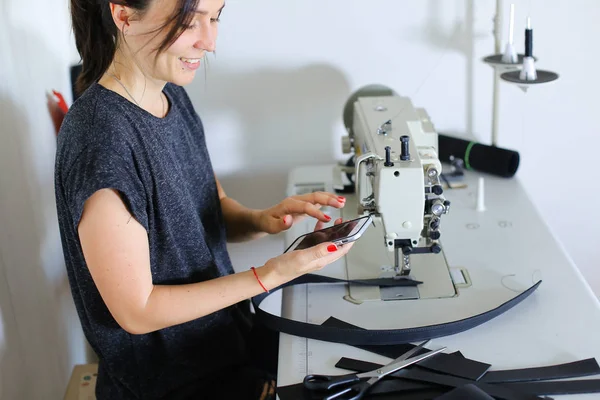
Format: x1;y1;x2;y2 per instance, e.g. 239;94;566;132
109;3;134;35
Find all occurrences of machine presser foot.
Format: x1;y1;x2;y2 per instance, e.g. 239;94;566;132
380;280;420;300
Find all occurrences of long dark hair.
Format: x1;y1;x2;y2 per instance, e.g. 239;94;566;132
70;0;200;95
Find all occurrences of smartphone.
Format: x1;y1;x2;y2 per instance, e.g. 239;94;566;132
284;215;373;253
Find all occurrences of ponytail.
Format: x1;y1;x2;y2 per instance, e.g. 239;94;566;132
71;0;118;95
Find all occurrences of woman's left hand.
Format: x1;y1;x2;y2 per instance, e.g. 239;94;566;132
256;192;346;234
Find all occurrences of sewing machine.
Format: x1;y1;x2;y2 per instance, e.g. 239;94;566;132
274;88;600;397
332;91;458;302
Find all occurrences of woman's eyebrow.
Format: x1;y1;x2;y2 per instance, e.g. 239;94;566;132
195;3;225;15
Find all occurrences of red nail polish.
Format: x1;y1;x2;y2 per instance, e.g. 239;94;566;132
338;196;346;202
283;216;288;224
327;244;337;252
324;215;331;221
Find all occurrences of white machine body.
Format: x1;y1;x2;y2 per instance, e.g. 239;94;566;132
343;95;447;277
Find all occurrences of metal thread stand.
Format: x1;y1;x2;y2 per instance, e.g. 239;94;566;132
485;0;558;147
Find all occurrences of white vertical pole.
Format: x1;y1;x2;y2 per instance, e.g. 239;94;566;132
494;0;503;53
491;0;503;146
508;3;515;46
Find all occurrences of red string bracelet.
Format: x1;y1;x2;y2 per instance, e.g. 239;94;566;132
250;266;269;293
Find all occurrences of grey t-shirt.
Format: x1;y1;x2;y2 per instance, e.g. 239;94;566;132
54;82;255;399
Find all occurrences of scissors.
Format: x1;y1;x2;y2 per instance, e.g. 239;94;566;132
303;340;446;400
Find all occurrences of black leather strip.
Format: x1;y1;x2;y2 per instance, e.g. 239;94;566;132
276;376;566;400
277;372;600;399
277;378;600;400
276;370;546;400
321;318;415;355
396;369;544;400
335;357;383;373
324;318;490;380
389;390;450;400
418;352;490;380
252;274;542;345
276;273;422;287
480;358;600;383
276;378;444;400
332;356;600;397
336;356;600;385
505;379;600;396
433;384;494;400
331;359;542;399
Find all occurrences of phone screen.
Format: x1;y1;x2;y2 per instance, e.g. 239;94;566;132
291;216;370;251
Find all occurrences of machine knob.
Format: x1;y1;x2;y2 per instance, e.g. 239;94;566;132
432;185;444;195
444;200;451;213
400;135;410;161
430;231;441;240
431;244;442;254
430;218;440;230
384;146;394;167
431;200;445;216
427;167;439;179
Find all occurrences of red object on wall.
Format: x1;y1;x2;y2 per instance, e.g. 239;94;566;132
46;90;69;137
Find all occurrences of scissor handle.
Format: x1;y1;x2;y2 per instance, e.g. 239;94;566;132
324;380;371;400
303;373;360;391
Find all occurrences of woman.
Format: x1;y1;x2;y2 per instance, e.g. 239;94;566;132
54;0;354;398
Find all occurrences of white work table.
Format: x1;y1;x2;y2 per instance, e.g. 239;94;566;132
272;164;600;399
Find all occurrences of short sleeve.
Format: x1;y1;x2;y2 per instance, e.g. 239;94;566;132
64;142;149;232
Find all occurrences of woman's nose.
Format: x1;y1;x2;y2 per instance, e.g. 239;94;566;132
194;24;216;52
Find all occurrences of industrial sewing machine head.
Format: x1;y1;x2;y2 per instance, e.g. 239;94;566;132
336;86;455;300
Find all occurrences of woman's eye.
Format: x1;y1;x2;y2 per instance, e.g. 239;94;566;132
184;18;219;29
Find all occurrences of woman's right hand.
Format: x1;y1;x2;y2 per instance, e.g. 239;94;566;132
263;218;355;284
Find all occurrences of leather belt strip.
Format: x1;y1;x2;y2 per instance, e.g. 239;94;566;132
276;379;450;400
396;369;600;398
252;274;541;345
332;359;539;399
276;381;447;400
277;368;545;400
434;384;494;400
480;358;600;383
322;317;491;380
335;356;600;384
506;379;600;396
277;373;600;399
333;357;600;397
266;273;422;288
337;356;600;383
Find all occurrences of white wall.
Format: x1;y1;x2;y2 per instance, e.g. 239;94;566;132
0;0;597;398
0;0;87;398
